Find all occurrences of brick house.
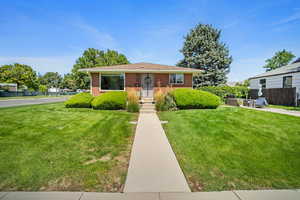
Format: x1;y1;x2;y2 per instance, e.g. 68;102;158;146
79;62;201;98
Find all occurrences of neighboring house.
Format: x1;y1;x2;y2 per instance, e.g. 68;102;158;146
48;87;60;93
79;62;201;98
0;83;17;92
249;59;300;97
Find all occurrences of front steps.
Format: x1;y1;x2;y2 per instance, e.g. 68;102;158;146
140;98;156;113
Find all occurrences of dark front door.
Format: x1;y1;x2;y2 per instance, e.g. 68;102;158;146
141;74;154;98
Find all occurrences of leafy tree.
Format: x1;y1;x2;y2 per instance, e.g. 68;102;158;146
39;72;62;88
72;48;130;89
263;49;295;71
0;63;38;90
61;73;77;90
177;24;232;87
39;85;48;94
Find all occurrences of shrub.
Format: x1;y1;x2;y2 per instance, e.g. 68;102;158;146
170;88;221;109
92;91;127;110
200;86;249;100
64;92;93;108
154;88;177;111
155;89;168;111
127;89;140;112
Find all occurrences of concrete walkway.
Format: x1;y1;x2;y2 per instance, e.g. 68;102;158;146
1;190;300;200
124;112;190;192
0;97;68;108
241;105;300;117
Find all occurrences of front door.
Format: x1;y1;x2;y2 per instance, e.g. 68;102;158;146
141;74;154;98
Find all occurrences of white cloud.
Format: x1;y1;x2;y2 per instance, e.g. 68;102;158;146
70;18;117;49
273;11;300;25
0;56;77;75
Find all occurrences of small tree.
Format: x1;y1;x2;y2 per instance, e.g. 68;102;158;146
61;73;76;91
263;49;295;71
235;79;250;87
71;48;130;89
177;24;232;87
39;85;48;95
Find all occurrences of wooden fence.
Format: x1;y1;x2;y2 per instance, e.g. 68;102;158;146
249;88;297;106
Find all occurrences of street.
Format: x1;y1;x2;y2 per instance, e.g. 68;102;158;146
0;97;68;108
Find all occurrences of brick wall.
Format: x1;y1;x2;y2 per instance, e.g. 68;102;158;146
91;73;100;96
90;72;193;96
125;73;141;93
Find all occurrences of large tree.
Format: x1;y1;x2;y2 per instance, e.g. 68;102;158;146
39;72;62;88
72;48;130;89
0;63;38;90
177;24;232;87
263;49;295;71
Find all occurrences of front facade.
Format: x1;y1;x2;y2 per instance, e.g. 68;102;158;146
249;60;300;100
80;62;201;98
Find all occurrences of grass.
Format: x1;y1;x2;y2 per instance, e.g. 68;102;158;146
159;107;300;191
0;95;71;100
0;103;137;192
268;104;300;111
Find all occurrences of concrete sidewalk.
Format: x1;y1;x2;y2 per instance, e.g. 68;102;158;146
1;190;300;200
241;105;300;117
124;112;190;192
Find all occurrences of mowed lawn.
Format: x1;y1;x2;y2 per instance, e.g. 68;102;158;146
0;103;137;192
159;107;300;191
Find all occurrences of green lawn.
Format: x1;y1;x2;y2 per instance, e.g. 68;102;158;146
159;107;300;191
268;104;300;111
0;103;137;192
0;95;71;100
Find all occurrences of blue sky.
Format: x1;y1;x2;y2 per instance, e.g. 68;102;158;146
0;0;299;81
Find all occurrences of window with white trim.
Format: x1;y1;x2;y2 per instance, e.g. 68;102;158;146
169;74;184;84
100;73;124;90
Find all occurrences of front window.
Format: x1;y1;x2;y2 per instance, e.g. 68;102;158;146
169;74;184;84
100;73;124;90
259;79;266;89
283;76;292;88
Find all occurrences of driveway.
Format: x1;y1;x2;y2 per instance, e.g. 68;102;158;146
241;105;300;117
0;97;68;108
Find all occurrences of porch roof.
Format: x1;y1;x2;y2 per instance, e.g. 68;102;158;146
79;62;202;74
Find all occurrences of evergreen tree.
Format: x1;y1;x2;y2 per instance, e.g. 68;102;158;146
177;24;232;87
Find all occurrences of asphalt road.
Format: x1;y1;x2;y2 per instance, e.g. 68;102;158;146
0;97;69;108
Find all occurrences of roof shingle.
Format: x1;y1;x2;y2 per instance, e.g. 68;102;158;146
249;62;300;79
79;62;202;73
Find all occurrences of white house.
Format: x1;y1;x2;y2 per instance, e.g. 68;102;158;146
48;87;60;93
249;58;300;99
0;83;17;92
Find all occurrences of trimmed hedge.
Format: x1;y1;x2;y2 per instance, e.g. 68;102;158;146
64;92;94;108
170;88;221;109
200;86;249;100
92;91;127;110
